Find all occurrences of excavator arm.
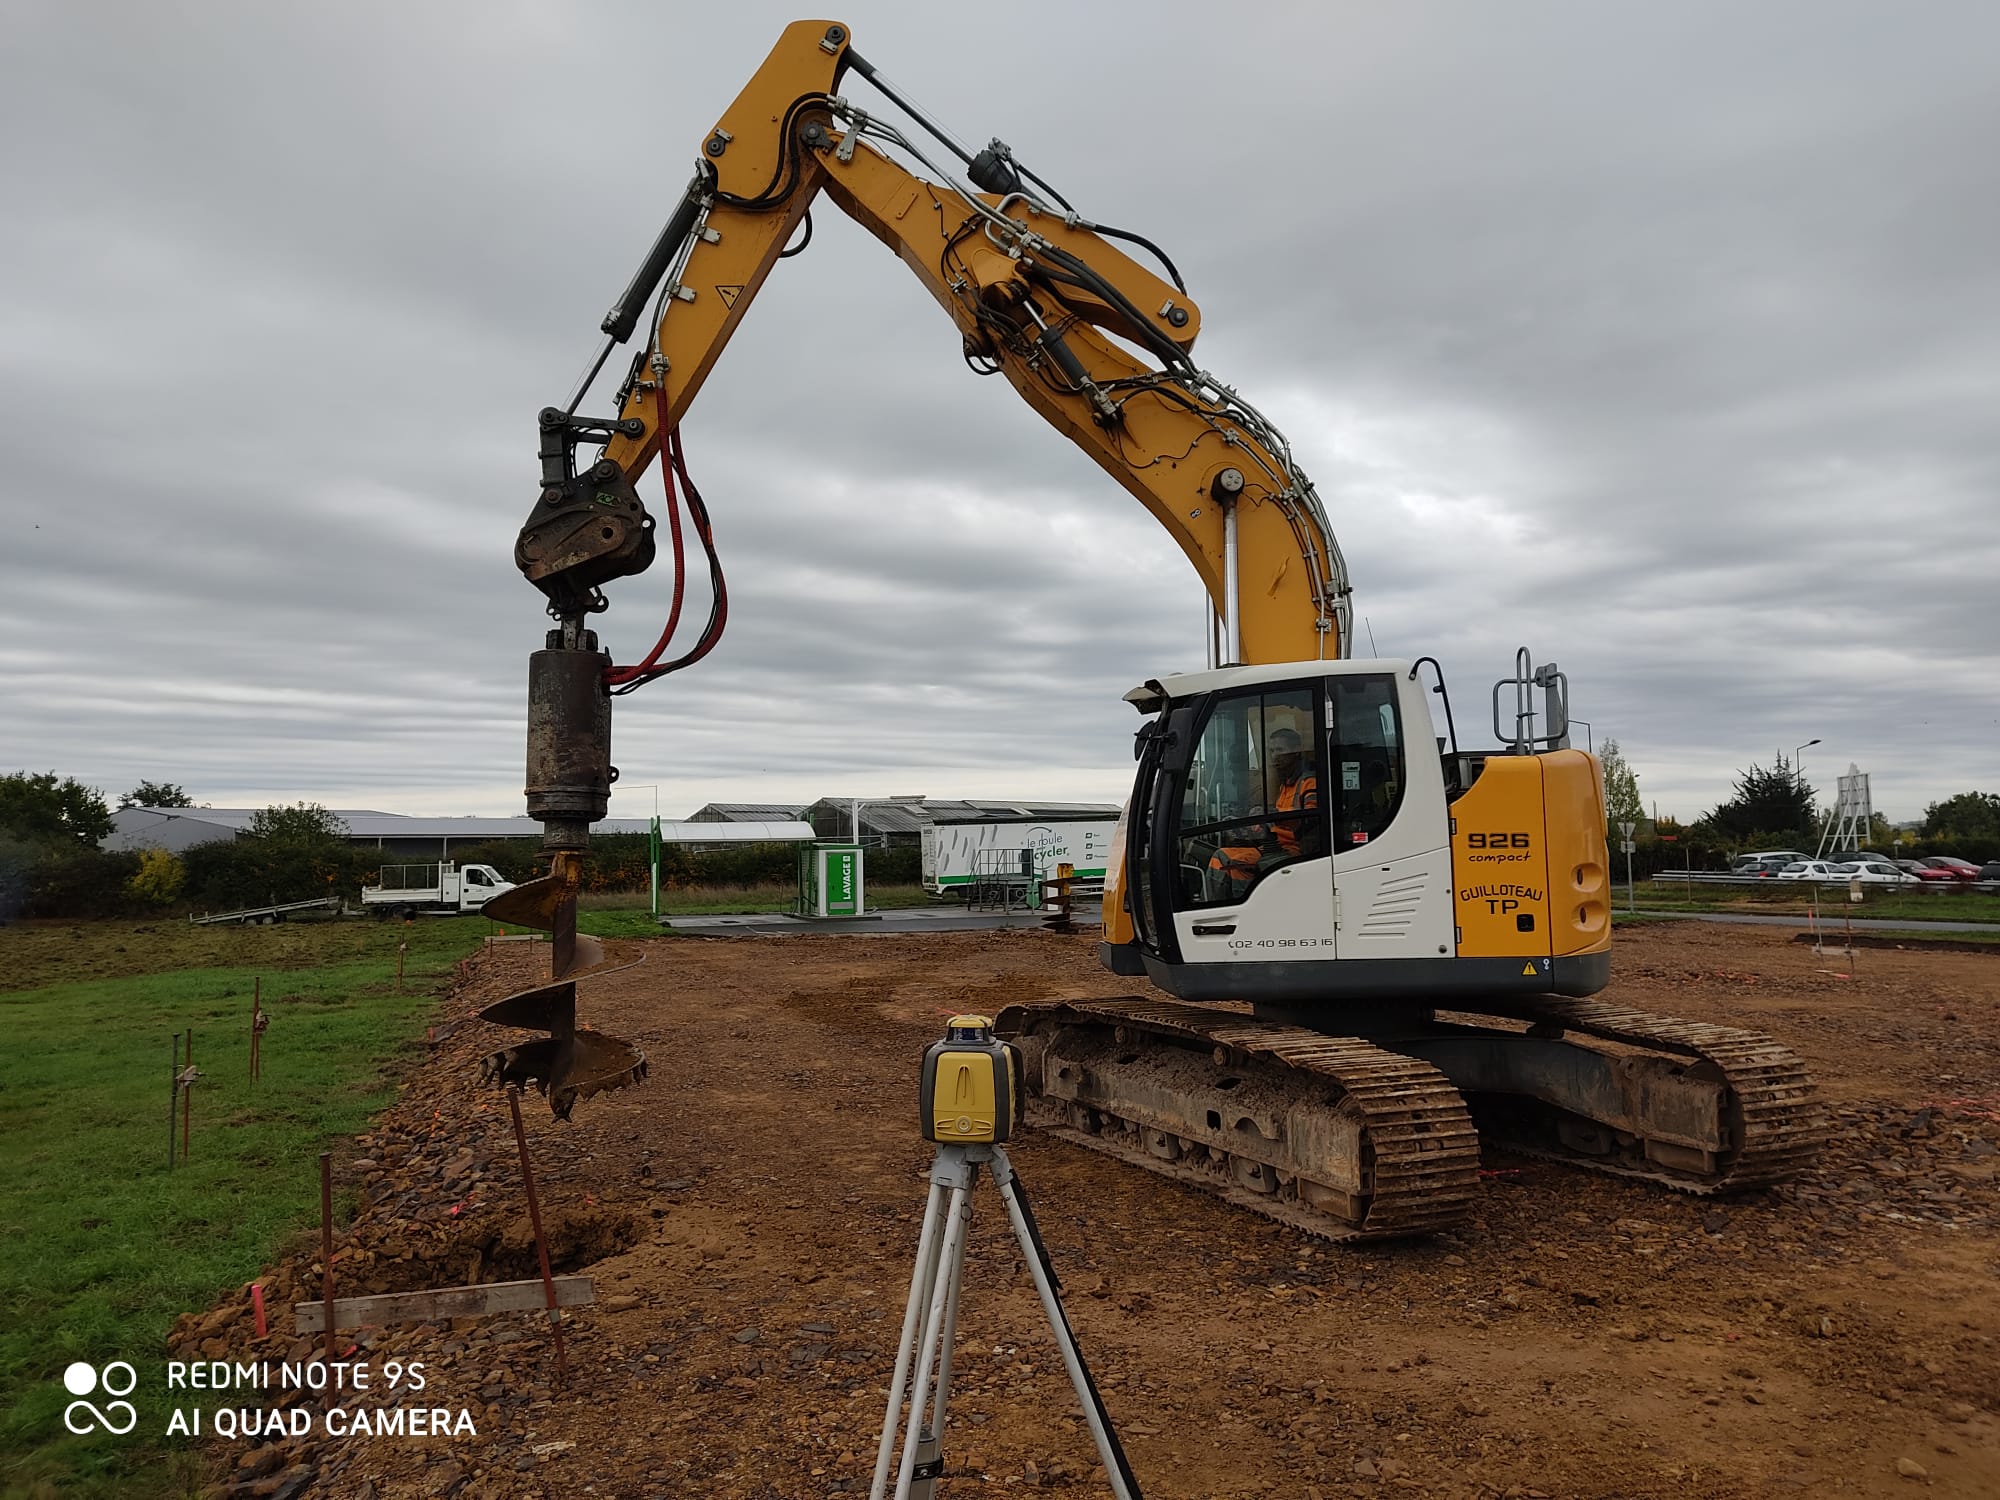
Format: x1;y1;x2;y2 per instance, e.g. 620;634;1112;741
530;18;1351;667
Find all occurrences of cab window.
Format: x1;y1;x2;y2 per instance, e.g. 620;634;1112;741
1176;687;1320;907
1329;674;1405;850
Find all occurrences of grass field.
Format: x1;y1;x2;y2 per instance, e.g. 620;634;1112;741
0;916;490;1500
1625;882;2000;924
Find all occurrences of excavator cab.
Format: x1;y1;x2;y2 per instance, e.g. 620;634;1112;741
1110;655;1612;1014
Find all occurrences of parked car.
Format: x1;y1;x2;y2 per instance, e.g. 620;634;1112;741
1894;859;1927;875
1731;854;1797;877
1734;849;1811;865
1914;856;1981;883
1977;862;2000;886
1776;861;1852;882
1839;860;1920;886
1731;850;1810;875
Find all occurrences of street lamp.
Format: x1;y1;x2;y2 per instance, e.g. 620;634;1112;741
1794;739;1823;852
1793;739;1821;785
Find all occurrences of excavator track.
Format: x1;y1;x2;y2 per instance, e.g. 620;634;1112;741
995;999;1481;1242
998;993;1826;1240
1444;995;1828;1194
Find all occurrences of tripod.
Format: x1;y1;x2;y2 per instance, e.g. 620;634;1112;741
870;1141;1142;1500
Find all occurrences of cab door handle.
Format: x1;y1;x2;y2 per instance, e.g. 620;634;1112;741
1191;923;1236;936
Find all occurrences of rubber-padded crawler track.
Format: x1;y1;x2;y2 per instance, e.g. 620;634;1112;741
996;998;1480;1242
1462;995;1828;1192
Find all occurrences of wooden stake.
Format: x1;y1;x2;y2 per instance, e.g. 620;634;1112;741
169;1032;181;1170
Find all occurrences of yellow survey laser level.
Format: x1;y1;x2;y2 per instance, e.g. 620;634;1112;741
920;1014;1020;1144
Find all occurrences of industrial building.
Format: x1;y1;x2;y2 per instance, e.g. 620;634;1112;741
685;803;811;824
801;798;1121;848
103;807;810;859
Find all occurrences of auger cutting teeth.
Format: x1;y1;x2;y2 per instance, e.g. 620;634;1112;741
476;979;648;1121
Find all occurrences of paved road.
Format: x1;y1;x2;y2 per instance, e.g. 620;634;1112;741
663;903;1103;936
665;904;2000;937
1632;908;2000;934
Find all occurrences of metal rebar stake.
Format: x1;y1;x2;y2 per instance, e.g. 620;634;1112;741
320;1151;337;1364
507;1087;569;1385
870;1143;1139;1500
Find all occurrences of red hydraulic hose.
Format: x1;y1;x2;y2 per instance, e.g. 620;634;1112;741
604;387;687;686
667;427;729;669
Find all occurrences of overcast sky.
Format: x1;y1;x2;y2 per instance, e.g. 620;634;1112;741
3;1;1995;828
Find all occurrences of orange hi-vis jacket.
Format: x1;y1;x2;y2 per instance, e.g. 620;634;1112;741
1272;771;1319;855
1209;769;1320;894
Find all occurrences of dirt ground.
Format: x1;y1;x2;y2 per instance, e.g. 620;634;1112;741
194;922;2000;1500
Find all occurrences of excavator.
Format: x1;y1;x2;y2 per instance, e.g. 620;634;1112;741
478;20;1826;1237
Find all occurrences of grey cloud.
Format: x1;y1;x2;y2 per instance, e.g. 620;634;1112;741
3;0;1995;829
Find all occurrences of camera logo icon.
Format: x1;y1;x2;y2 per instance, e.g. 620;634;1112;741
62;1361;138;1435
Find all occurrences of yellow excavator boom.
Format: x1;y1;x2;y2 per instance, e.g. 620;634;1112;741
593;19;1351;669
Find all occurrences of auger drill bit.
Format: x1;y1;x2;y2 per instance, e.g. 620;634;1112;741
477;978;647;1121
475;615;646;1117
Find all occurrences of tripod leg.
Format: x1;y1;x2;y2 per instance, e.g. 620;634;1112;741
909;1187;974;1500
991;1148;1142;1500
871;1175;950;1500
896;1181;972;1500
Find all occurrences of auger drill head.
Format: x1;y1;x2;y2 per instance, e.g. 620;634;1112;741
477;848;645;1119
476;980;648;1122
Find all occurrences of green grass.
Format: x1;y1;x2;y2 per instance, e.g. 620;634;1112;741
1629;883;2000;924
0;917;489;1500
577;882;940;933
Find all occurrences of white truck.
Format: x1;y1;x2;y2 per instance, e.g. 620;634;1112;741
921;818;1118;897
362;862;516;917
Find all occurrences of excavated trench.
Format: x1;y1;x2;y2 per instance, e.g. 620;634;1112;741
339;1204;644;1298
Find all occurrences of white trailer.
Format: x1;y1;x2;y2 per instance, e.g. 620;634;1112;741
921;818;1118;895
361;862;515;917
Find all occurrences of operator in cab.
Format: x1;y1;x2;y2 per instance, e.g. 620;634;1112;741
1267;727;1319;854
1208;727;1321;899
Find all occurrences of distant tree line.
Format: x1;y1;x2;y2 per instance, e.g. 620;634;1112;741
1589;746;1997;876
0;771;920;920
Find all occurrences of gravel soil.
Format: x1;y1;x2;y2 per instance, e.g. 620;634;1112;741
185;922;2000;1500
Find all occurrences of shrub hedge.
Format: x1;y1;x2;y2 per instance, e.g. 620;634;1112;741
5;835;926;920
